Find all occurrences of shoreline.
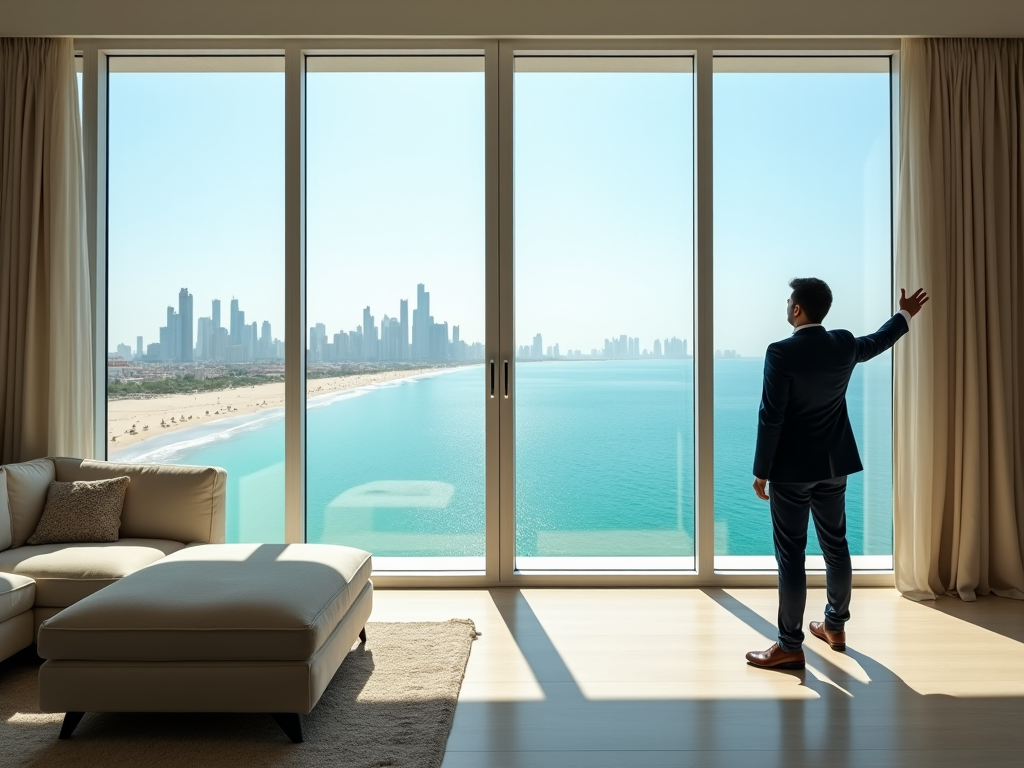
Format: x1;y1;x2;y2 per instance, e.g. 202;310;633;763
107;365;474;456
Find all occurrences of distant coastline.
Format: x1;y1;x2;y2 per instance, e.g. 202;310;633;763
108;364;476;457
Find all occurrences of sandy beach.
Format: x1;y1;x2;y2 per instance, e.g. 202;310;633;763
107;367;450;452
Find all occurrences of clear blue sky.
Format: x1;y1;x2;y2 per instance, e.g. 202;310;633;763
104;60;891;358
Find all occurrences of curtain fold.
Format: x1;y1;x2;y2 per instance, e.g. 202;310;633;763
0;38;94;463
895;38;1024;601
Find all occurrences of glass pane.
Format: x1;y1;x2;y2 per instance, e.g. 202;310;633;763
106;58;286;543
712;57;893;569
305;56;486;571
514;56;695;570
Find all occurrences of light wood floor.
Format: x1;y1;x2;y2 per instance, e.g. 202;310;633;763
371;587;1024;768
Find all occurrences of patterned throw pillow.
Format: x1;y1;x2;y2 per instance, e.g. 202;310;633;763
25;477;130;545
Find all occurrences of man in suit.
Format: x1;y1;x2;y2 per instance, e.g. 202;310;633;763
745;278;929;670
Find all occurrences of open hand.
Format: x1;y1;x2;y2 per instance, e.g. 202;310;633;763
752;477;769;501
899;288;929;317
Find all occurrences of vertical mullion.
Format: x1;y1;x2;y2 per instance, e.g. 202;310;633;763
888;51;900;564
284;45;306;544
484;41;502;583
81;44;108;461
694;46;716;580
497;41;516;582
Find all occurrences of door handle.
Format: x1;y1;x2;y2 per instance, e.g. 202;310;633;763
503;359;510;399
489;359;495;398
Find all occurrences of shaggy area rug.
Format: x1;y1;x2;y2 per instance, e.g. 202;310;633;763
0;619;477;768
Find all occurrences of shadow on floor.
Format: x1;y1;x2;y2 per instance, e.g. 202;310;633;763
436;588;1024;768
916;593;1024;644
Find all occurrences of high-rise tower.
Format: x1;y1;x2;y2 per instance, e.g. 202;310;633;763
362;306;377;360
413;284;431;360
179;288;193;362
229;298;240;346
399;299;409;360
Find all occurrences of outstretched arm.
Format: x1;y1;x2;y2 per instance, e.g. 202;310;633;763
855;288;929;363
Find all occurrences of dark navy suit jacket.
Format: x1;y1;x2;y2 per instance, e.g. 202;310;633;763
752;314;909;483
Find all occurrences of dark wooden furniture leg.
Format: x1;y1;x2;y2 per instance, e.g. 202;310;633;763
359;627;367;643
271;712;304;743
59;711;85;740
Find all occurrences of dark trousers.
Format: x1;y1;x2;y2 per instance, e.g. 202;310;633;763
769;476;852;652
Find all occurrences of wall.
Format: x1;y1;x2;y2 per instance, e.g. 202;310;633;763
2;0;1023;39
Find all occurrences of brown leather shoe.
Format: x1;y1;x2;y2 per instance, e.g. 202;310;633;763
745;643;805;670
809;621;847;651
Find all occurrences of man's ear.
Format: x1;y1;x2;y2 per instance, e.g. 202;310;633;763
791;303;802;318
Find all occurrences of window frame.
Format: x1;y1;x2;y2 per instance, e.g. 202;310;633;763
75;37;900;588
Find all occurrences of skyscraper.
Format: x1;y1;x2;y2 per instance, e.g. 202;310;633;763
196;317;212;360
162;305;181;361
381;316;402;360
399;299;409;360
214;327;229;361
430;320;449;360
212;299;221;333
260;321;272;359
136;336;143;360
178;288;193;362
309;323;327;362
362;306;378;360
532;333;543;359
229;298;240;346
413;284;430;360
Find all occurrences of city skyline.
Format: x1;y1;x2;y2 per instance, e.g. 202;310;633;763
110;281;713;366
516;333;694;361
113;289;285;364
110;281;485;365
309;282;484;364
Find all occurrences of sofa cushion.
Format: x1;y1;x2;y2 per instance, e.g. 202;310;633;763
50;458;225;544
37;543;373;662
0;572;35;622
27;477;130;545
0;470;11;552
0;538;185;607
2;458;56;547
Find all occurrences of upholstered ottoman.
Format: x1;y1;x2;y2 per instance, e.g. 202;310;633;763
36;543;372;743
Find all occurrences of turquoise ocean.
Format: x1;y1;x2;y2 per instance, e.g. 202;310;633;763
111;358;893;560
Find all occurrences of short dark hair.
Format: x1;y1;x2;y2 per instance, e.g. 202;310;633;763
789;278;833;324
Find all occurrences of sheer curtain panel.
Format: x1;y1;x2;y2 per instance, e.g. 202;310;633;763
895;38;1024;601
0;38;93;462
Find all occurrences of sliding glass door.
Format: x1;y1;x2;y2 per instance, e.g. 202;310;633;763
511;55;696;570
712;57;894;570
105;56;286;543
304;56;487;571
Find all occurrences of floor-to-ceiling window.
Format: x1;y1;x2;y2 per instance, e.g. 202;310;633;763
105;56;286;543
304;55;487;570
712;57;894;571
512;55;696;570
93;43;896;582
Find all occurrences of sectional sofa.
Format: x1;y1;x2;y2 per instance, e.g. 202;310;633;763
0;457;226;663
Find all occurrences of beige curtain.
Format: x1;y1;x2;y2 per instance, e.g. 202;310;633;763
0;38;94;463
895;38;1024;601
